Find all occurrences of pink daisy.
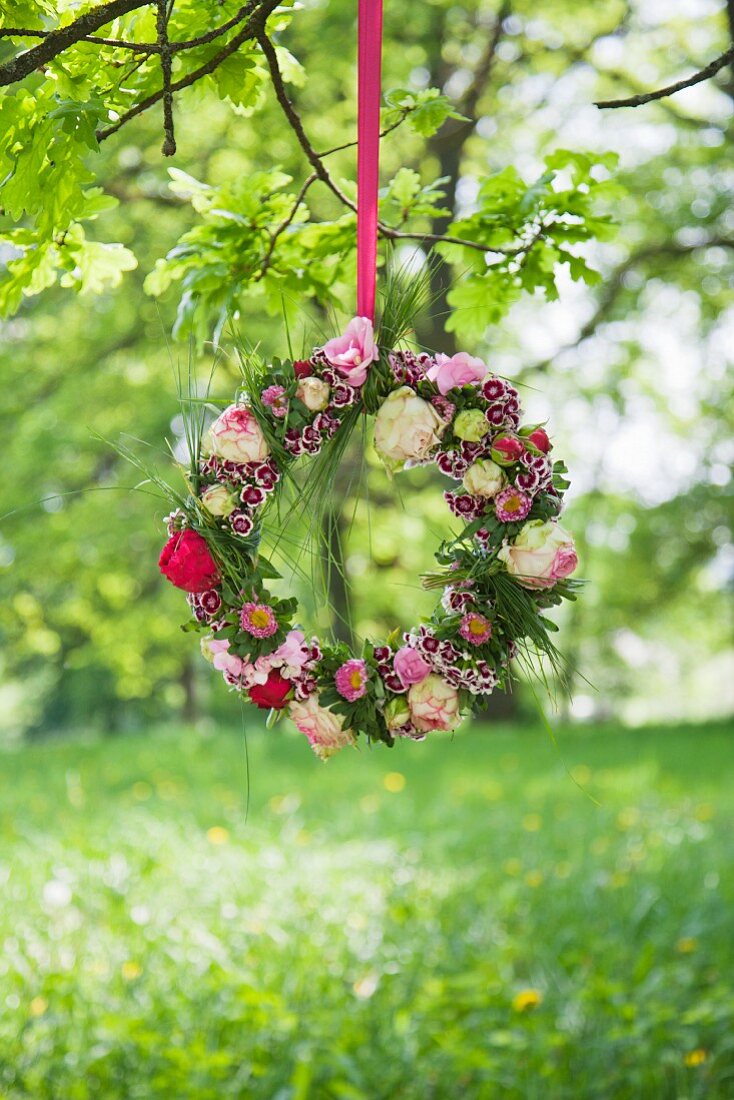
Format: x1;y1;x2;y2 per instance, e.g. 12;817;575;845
240;601;278;638
494;486;532;523
335;658;369;702
459;612;493;646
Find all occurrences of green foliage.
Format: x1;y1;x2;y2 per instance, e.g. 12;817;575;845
383;86;467;137
0;721;733;1096
441;152;620;342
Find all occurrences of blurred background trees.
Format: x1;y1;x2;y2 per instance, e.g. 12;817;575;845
0;0;732;736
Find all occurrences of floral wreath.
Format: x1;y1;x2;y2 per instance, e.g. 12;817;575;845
158;315;579;760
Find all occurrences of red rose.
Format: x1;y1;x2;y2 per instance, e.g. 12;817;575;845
528;427;552;454
248;670;292;710
293;360;313;379
158;529;221;594
490;434;525;466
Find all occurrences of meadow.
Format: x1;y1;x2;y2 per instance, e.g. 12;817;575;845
1;719;732;1099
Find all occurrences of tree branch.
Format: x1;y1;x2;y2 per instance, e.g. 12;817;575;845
0;3;275;68
256;30;357;212
157;0;175;155
96;0;280;142
255;172;317;280
0;0;149;86
594;46;734;108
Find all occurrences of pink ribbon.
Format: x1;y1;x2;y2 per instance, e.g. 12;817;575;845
357;0;383;322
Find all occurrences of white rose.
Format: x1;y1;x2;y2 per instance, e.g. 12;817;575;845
296;376;330;411
498;520;578;590
201;483;236;517
208;404;269;464
462;459;506;498
373;386;445;471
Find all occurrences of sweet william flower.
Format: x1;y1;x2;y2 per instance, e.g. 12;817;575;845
373;386;445;471
462;459;506;499
296;376;330;411
453;408;488;443
201;483;236;518
322;316;379;387
159;529;220;594
208;404;269;464
498;520;578;589
426;352;487;395
393;646;431;687
408;674;461;733
289;694;355;759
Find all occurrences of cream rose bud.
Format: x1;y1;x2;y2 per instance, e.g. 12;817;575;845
462;459;506;499
296;376;330;411
453;408;488;443
373;386;445;470
208;404;269;464
498;520;578;590
384;696;411;731
201;483;236;517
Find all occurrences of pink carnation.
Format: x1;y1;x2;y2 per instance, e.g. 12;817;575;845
393;646;431;688
321;317;379;387
334;658;369;701
426;352;487;396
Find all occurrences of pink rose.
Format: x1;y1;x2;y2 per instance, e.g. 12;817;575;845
407;674;461;733
394;646;431;687
208;404;269;464
426;352;487;396
498;520;578;589
289;694;355;760
322;316;379;387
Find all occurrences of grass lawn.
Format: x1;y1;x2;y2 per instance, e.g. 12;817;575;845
1;718;733;1098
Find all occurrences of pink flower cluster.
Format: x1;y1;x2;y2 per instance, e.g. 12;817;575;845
206;628;321;702
374;624;499;703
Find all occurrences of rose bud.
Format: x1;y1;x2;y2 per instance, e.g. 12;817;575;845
527;427;552;454
293;360;314;378
158;529;220;594
490;433;525;466
453;408;489;444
